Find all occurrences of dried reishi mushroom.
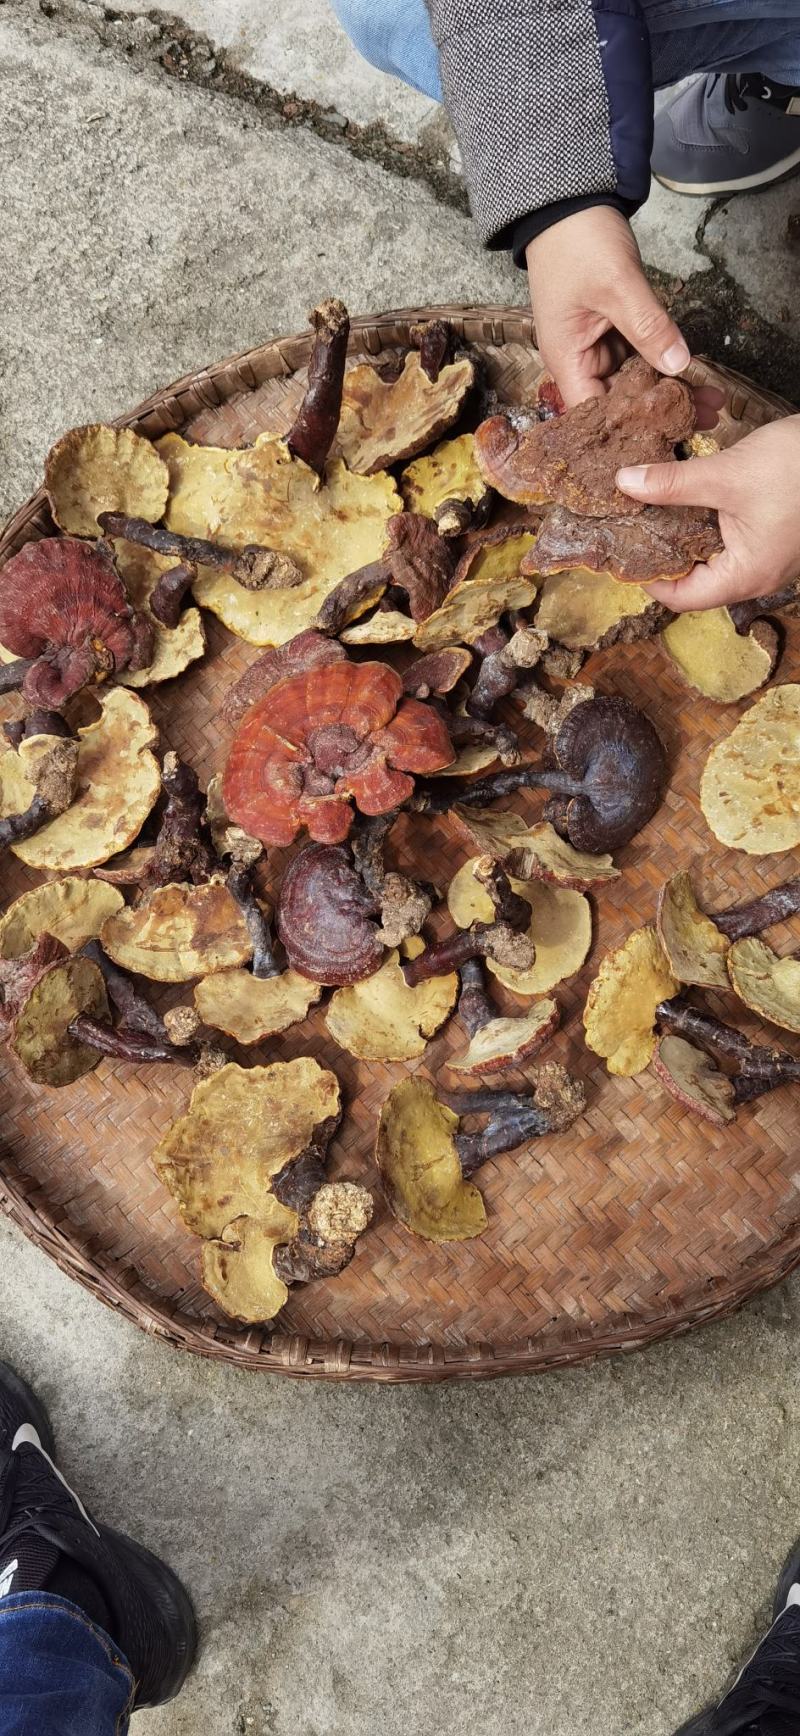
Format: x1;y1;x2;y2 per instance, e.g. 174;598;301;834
447;856;591;996
401;434;491;531
467;625;548;719
340;610;416;646
700;685;800;854
286;298;350;477
311;560;389;639
204;774;262;868
0;877;123;959
0;728;79;852
100;881;253;982
376;1077;487;1242
0;538;154;708
402;647;472;699
453;526;540;589
277;843;384;985
656;995;800;1094
154;1057;341;1237
349;812;432;948
156;430;400;646
0;934;69;1040
652;1035;737;1128
384;513;456;621
474;359;694;516
656;871;730;989
221;630;348;731
45;424;169;537
583;927;679;1076
412;569;538;654
662;607;779;702
447;957;559;1076
99;513;303;602
201;1200;300;1324
325;948;458;1061
727;937;800;1033
222;660;453;848
450;809;619;890
194;968;323;1045
143;753;216;890
9;953;110;1088
534;567;667;651
272;1180;373;1283
403;857;535;986
713;876;800;942
8;688;161;872
530;503;723;586
337;350;475;475
111;540;206;687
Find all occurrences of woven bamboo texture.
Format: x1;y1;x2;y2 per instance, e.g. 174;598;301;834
1;304;799;1384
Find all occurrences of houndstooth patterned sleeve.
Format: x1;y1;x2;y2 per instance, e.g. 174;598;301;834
425;0;649;246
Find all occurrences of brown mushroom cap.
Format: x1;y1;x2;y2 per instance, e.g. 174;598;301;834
201;1202;300;1324
0;877;124;959
154;1057;341;1238
10;954;110;1087
276;844;385;985
656;871;731;989
529;503;723;586
336;352;475;475
661;608;779;702
156;431;401;646
375;1076;488;1243
45;424;169;538
193;968;323;1045
100;882;253;982
447;857;591;996
651;1034;737;1127
539;695;667;853
450;809;619;889
534;567;666;651
583;927;679;1076
727;937;800;1033
447;997;559;1075
324;948;458;1060
701;686;800;855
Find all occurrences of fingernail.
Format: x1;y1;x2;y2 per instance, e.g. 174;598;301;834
661;339;691;374
616;466;647;490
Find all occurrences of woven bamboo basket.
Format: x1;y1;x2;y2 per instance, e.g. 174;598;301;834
1;304;799;1383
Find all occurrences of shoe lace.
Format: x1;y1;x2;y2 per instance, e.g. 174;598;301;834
710;1606;800;1734
0;1443;80;1551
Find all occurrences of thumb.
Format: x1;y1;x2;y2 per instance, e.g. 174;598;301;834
610;272;690;378
616;453;733;511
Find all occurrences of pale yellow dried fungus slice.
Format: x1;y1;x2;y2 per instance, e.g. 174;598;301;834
435;742;501;777
401;434;489;519
194;968;322;1045
451;809;619;889
447;998;559;1075
340;610;416;646
112;540;206;687
337;353;475;475
447;857;591;995
325;948;457;1060
0;877;124;959
656;870;730;989
454;529;538;587
375;1076;487;1242
583;927;679;1077
154;1058;341;1237
11;955;109;1087
11;689;161;872
100;881;252;982
201;1203;299;1325
700;686;800;855
413;573;538;653
727;936;800;1033
535;567;655;650
662;608;778;703
45;424;169;538
651;1035;736;1127
157;431;400;646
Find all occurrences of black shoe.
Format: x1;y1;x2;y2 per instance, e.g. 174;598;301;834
674;1537;800;1734
0;1358;196;1707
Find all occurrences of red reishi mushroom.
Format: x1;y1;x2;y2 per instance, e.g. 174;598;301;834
0;538;153;708
222;659;454;847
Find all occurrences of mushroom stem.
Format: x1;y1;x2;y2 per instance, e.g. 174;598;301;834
404;920;534;986
474;855;532;930
443;1066;587;1176
3;710;72;748
713;878;800;942
467;626;548;720
286;298;351;476
730;581;800;631
435;705;520;768
98;513;301;592
68;1014;191;1066
457;956;495;1036
656;996;800;1085
313;559;390;637
81;940;170;1044
414;762;544;813
149;562;197;630
409;318;456;382
145;753;216;888
349;811;432;948
0;658;35;696
456;1106;550;1175
0;794;52;850
226;861;280;980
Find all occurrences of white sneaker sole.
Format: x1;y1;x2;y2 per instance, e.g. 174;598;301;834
655;140;800;195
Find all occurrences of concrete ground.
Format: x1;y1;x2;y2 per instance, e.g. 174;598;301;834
2;3;800;1732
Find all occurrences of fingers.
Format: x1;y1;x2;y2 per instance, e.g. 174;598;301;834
646;552;742;612
609;272;690;377
616;453;735;511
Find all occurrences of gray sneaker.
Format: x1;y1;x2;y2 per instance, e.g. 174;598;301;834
654;73;800;195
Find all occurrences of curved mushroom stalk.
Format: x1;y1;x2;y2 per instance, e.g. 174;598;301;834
443;1068;586;1174
0;658;36;697
402;857;536;986
272;1182;374;1283
286;298;351;476
143;753;217;890
225;860;280;981
466;625;548;720
349;811;432;948
98;512;303;602
448;956;560;1076
656;996;800;1090
417;696;667;854
0;726;79;851
67;1014;193;1066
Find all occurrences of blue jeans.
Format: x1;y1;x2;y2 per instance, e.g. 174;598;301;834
0;1594;133;1735
330;0;800;101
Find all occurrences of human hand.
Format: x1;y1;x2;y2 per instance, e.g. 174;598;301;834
526;206;690;407
616;417;800;611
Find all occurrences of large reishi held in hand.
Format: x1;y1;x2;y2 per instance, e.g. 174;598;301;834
222;659;454;847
